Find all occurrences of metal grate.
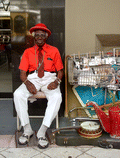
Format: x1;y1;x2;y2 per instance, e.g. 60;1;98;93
67;52;120;88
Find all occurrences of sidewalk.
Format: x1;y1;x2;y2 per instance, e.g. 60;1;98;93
0;100;120;157
0;135;120;158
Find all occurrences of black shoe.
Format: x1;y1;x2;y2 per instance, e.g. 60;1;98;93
18;133;33;145
38;137;49;149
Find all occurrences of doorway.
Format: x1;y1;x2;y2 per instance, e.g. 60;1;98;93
10;0;65;116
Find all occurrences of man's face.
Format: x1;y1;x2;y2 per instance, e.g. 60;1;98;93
34;30;47;47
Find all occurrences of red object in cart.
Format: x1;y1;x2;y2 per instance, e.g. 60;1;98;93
86;101;120;139
109;106;120;138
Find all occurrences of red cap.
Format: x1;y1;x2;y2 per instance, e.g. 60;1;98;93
29;23;51;37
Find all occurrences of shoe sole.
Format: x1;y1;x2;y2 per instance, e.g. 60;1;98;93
38;143;49;149
18;134;33;145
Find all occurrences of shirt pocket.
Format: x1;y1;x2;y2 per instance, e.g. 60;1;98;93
44;57;54;69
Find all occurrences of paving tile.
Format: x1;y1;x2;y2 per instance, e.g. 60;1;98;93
0;147;40;158
86;147;120;158
0;154;6;158
42;147;83;158
0;135;15;148
0;135;13;148
9;135;16;148
76;145;94;153
77;153;95;158
31;153;52;158
0;148;7;152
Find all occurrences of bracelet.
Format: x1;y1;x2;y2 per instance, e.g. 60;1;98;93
23;79;28;84
57;78;62;82
56;78;62;84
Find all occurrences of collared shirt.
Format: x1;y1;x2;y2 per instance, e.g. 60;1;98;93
19;43;63;72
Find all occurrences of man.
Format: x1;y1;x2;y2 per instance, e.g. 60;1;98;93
14;23;64;149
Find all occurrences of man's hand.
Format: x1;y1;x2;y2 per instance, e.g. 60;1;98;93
25;80;37;94
47;80;58;90
47;69;64;90
20;70;37;94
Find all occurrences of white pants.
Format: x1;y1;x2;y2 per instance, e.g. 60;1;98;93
13;71;62;127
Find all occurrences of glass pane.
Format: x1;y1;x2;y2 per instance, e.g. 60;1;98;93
0;12;12;93
10;0;65;116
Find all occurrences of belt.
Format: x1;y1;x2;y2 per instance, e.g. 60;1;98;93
29;70;56;74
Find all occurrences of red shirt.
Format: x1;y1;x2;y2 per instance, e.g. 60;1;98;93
19;43;63;72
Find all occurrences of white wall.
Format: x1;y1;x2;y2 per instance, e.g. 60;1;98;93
65;0;120;55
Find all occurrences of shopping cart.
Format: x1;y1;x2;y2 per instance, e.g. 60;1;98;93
66;51;120;119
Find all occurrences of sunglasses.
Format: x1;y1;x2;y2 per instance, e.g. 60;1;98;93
34;33;46;39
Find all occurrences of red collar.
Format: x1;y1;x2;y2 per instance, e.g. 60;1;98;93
34;43;47;51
